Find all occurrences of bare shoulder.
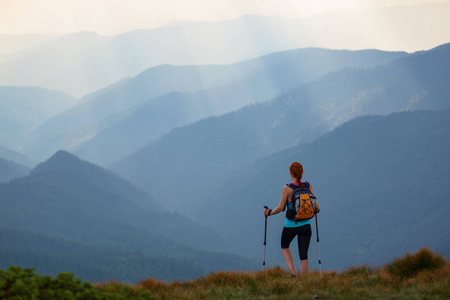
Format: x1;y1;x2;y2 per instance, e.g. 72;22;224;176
283;184;293;191
283;184;294;197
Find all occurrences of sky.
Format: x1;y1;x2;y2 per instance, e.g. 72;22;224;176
1;0;449;36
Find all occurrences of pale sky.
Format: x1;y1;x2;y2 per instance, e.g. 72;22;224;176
1;0;449;36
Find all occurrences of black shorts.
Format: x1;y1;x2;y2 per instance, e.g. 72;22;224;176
281;224;312;260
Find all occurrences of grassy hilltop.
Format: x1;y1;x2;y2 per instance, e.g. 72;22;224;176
1;248;448;299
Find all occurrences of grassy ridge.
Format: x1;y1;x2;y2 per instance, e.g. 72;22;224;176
135;260;449;299
1;248;449;299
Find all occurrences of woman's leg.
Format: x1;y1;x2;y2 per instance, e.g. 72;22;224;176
282;248;296;275
281;227;297;275
298;224;312;275
300;259;309;275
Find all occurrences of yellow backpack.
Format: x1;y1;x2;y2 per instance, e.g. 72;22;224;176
285;182;317;221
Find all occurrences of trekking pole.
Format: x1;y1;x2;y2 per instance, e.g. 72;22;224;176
263;206;268;269
314;213;322;275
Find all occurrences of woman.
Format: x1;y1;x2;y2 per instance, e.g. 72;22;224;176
263;162;319;277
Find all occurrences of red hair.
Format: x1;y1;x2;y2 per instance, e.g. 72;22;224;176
289;162;303;182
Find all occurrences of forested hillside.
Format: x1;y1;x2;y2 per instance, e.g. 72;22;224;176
0;227;206;282
0;151;256;282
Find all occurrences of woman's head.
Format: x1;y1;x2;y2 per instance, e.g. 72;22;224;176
289;162;303;182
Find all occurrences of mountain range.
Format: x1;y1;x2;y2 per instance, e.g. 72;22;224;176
23;48;405;165
3;108;447;279
112;43;450;206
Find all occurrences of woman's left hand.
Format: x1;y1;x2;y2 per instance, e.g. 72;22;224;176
264;207;271;216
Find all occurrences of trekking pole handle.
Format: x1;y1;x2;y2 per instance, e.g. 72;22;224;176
264;206;269;218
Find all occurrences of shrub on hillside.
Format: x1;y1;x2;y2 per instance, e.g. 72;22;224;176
0;266;99;299
385;248;447;279
0;266;154;299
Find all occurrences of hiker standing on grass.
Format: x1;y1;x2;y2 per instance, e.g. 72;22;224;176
264;162;319;277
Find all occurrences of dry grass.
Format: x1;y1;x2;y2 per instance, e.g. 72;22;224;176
96;248;450;300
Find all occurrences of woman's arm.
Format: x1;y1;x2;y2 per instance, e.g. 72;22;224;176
264;185;291;216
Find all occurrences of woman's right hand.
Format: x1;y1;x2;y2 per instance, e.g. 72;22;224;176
264;207;271;216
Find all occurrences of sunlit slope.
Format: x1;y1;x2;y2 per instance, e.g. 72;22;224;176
194;109;450;270
24;48;404;165
112;43;450;203
73;48;406;165
22;63;252;162
0;86;76;151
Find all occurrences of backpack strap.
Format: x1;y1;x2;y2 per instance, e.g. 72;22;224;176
286;183;298;189
286;182;310;189
284;183;297;212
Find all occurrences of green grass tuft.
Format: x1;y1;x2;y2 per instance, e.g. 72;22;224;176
385;247;447;279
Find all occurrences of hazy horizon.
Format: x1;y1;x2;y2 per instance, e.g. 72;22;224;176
1;0;450;37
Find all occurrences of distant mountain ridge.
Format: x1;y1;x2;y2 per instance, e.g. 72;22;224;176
0;34;55;56
112;42;450;204
23;47;406;164
0;146;33;167
0;157;29;183
73;48;407;165
0;86;76;151
21;63;265;162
